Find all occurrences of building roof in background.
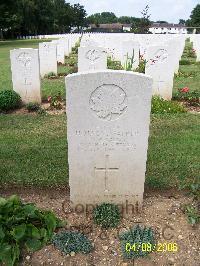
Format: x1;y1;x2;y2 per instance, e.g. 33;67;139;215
151;23;186;28
90;23;129;29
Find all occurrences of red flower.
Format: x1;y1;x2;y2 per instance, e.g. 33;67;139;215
47;96;52;102
180;87;189;93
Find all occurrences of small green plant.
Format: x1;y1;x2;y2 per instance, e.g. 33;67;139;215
0;195;64;266
107;57;124;70
0;90;21;111
134;55;147;74
179;180;200;200
184;205;200;225
151;96;186;114
47;93;63;110
119;224;156;259
52;231;93;255
44;72;57;79
93;203;120;229
26;102;41;112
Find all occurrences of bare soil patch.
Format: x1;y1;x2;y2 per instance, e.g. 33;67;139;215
1;187;199;266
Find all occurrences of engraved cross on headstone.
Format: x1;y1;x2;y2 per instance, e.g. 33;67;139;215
17;52;31;67
157;76;165;93
94;155;119;193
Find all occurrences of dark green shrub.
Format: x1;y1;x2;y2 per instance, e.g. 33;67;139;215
52;231;93;255
0;195;64;266
151;96;186;114
179;59;192;65
119;224;156;259
0;90;21;111
26;102;41;112
93;203;120;229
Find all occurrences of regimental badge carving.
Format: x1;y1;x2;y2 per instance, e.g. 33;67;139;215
17;52;32;67
85;49;101;62
150;49;168;65
89;84;128;121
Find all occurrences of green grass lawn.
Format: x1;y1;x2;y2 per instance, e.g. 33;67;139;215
0;114;68;187
0;113;199;188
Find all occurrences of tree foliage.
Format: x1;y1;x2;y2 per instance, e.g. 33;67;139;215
132;5;151;33
186;4;200;33
87;7;151;34
0;0;87;39
87;12;118;25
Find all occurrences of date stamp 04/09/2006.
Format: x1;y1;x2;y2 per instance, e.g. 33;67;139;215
125;242;178;253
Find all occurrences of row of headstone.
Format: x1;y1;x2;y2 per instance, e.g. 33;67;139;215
10;35;80;103
79;34;186;100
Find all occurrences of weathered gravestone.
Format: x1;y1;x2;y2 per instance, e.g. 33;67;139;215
10;48;41;103
78;46;107;72
145;45;174;100
66;70;153;213
39;42;57;78
52;40;65;64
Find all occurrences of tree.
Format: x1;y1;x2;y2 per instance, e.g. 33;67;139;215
186;4;200;33
87;12;117;25
71;3;87;31
132;5;151;33
0;0;22;38
156;21;167;24
0;0;87;38
179;19;186;25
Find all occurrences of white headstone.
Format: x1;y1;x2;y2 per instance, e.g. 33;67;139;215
52;40;65;64
78;46;107;72
39;42;57;78
10;48;41;103
66;70;152;212
145;45;174;100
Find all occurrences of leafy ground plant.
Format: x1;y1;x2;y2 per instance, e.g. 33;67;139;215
0;195;64;266
52;231;93;255
47;92;63;110
184;205;200;225
119;224;155;260
151;96;186;114
93;203;120;229
134;54;147;73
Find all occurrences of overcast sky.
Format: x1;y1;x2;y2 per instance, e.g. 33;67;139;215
69;0;199;23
